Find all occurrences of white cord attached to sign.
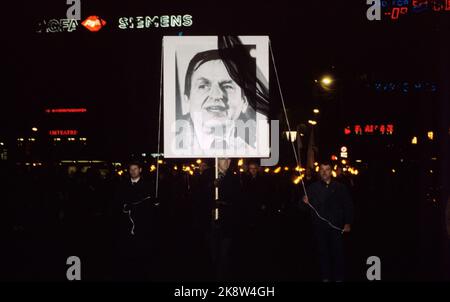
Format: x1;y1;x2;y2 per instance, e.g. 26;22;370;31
306;203;344;233
122;196;154;236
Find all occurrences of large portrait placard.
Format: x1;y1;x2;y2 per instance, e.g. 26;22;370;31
163;36;270;158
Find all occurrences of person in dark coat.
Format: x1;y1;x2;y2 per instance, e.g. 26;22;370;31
211;158;242;280
239;161;272;280
111;160;159;281
302;161;353;282
189;161;215;277
191;162;215;242
242;162;271;226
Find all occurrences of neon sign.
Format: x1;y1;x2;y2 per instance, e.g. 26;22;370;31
372;81;437;93
36;14;194;33
82;16;106;32
36;19;78;33
49;130;79;136
344;124;394;135
45;108;87;113
118;15;193;30
382;0;450;21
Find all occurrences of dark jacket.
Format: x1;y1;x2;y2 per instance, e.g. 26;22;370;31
216;170;242;238
112;177;157;241
191;168;215;231
110;177;160;280
304;180;353;229
241;174;271;227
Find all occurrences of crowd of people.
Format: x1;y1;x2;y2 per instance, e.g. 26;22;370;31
0;158;357;281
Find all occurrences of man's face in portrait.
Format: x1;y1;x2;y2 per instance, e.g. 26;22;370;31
185;59;247;134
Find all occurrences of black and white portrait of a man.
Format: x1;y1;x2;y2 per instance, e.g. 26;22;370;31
163;36;270;158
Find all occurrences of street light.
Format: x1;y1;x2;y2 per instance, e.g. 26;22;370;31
284;131;297;142
321;76;333;86
308;120;317;126
31;127;38;132
313;108;320;114
318;75;335;92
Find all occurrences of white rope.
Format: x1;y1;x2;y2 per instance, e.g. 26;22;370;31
122;195;153;236
307;202;344;232
123;207;136;236
269;41;343;234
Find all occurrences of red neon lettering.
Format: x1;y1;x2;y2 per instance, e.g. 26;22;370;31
364;125;375;133
391;7;400;19
48;130;79;136
45;108;87;113
386;124;394;134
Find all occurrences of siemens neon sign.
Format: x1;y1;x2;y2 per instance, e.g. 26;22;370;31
118;14;193;30
36;14;194;34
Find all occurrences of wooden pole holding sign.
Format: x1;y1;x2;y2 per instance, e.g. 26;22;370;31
214;157;219;221
215;157;219;199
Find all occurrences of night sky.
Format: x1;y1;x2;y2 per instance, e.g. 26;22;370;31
2;0;448;161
